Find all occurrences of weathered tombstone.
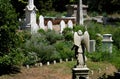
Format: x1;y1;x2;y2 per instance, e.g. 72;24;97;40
39;62;43;67
60;20;66;34
39;15;45;30
53;60;56;64
60;59;63;63
102;34;113;53
47;61;50;66
26;65;30;69
66;58;68;62
67;20;73;29
35;63;38;67
72;30;90;79
71;58;74;61
24;0;39;34
90;40;96;53
47;20;53;30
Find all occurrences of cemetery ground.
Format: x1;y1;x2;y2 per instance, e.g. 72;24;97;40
0;60;117;79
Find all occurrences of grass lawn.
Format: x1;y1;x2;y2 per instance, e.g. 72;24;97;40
0;60;117;79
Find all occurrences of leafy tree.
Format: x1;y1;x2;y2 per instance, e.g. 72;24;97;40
0;0;18;26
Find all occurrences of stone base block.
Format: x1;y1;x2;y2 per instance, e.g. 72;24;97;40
72;67;89;79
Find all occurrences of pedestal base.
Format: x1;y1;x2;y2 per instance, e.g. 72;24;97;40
72;67;89;79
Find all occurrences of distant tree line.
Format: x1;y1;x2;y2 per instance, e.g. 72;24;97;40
10;0;120;17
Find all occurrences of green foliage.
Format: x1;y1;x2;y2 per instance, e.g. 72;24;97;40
0;26;22;55
112;28;120;49
63;27;73;41
46;30;63;44
0;48;25;75
87;51;110;62
73;25;85;32
54;41;74;60
0;0;18;26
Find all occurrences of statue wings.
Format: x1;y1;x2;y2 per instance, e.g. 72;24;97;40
83;31;90;52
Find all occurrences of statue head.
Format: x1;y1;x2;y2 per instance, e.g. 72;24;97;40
77;30;83;36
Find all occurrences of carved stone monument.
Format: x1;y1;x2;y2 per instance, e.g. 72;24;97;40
77;0;84;25
24;0;39;33
72;30;90;79
102;34;113;53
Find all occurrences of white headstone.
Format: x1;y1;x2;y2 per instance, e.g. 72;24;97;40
60;59;63;63
47;61;50;65
39;62;43;67
39;15;45;30
53;60;56;64
66;58;68;62
31;22;39;34
47;20;53;30
26;65;30;69
67;20;73;29
60;20;66;34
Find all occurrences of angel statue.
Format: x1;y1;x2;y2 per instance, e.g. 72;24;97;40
72;30;90;68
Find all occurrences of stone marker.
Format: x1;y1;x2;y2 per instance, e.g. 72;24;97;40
60;20;66;34
60;59;63;63
77;0;84;25
53;60;56;64
24;0;39;34
71;58;74;61
66;58;68;62
67;20;73;29
47;20;53;30
39;62;43;67
102;34;113;53
39;15;45;30
47;61;50;66
90;40;96;53
26;65;30;69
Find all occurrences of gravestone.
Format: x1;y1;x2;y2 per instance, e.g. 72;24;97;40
67;20;73;29
39;15;45;30
47;61;50;65
77;0;84;25
47;20;53;30
60;20;66;34
39;62;43;67
90;40;96;53
53;60;56;64
102;34;113;53
24;0;39;34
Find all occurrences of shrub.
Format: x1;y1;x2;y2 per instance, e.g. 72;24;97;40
0;48;25;75
112;28;120;49
63;27;73;41
54;41;74;60
46;30;63;44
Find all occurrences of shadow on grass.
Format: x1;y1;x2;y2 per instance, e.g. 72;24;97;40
99;71;120;79
0;65;21;76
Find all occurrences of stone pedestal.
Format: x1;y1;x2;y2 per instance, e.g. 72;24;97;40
72;67;89;79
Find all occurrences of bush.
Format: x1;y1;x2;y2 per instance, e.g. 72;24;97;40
112;28;120;49
87;51;110;62
0;48;25;75
46;30;63;44
54;41;74;60
63;27;73;41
